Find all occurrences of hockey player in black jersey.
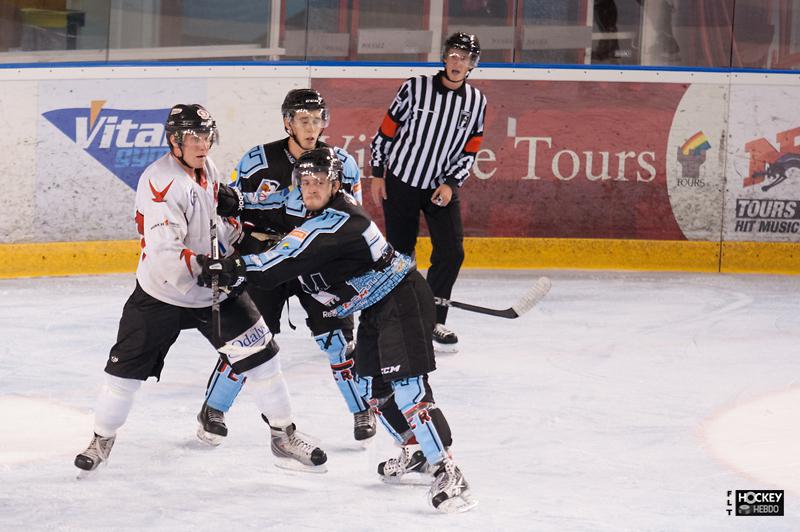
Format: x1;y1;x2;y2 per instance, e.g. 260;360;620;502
199;148;476;513
196;88;376;447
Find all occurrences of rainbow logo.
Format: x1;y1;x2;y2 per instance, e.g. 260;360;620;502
680;131;711;156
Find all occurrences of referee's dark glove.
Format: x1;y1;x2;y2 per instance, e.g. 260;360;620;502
197;254;247;289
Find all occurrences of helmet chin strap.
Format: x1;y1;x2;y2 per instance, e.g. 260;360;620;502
172;144;191;171
171;143;203;182
287;124;323;157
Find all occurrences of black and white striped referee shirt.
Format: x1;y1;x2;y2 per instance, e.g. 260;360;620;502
370;71;487;190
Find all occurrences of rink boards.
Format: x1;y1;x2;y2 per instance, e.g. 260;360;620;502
1;63;799;276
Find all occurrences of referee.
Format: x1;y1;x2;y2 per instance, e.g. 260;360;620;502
369;32;487;352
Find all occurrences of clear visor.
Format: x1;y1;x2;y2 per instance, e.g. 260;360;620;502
443;48;479;68
176;127;218;148
292;167;336;189
285;109;330;129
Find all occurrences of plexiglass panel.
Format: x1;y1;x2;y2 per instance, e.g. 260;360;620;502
0;0;793;70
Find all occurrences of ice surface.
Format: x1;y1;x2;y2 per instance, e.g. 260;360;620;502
1;270;799;531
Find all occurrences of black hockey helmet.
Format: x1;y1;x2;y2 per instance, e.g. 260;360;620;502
281;88;330;126
292;147;343;188
442;32;481;67
164;103;218;147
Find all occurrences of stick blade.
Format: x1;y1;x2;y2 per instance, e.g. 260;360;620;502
511;277;552;317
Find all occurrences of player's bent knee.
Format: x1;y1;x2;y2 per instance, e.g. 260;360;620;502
227;337;279;375
105;374;142;395
240;353;281;382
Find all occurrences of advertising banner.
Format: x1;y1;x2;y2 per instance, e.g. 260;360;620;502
33;76;301;242
37;79;205;241
315;76;724;241
725;84;800;243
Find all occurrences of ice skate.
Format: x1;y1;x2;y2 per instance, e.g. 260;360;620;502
196;402;227;446
268;419;327;473
428;458;477;513
353;408;376;444
74;433;116;478
377;443;432;485
432;323;458;353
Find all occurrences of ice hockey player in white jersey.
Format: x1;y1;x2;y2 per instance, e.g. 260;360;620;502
74;104;327;476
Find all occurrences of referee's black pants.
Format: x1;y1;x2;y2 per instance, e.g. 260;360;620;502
383;174;464;325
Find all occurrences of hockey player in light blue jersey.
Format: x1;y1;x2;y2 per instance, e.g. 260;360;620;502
199;148;476;513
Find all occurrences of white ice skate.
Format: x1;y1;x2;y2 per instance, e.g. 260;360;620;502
270;423;328;474
428;458;478;513
377;443;433;485
74;433;116;479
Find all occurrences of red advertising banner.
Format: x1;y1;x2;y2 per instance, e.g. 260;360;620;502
314;77;689;240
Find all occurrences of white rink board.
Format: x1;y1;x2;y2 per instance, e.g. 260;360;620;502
1;64;799;244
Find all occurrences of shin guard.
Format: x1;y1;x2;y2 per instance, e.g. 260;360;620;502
94;374;142;437
205;358;246;412
392;376;452;466
315;329;367;414
363;376;412;444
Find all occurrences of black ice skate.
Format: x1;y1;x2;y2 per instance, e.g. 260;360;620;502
353;408;376;443
74;433;116;478
377;443;432;485
428;458;477;513
432;323;458;353
266;417;327;473
196;402;227;446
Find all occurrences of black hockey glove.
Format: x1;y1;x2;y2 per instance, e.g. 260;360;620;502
217;184;243;217
237;222;285;256
196;254;247;289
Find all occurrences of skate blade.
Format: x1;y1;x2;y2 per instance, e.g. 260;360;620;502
75;463;105;480
355;434;376;449
196;425;225;447
381;471;433;486
76;469;96;480
273;457;328;474
433;343;458;354
433;491;479;514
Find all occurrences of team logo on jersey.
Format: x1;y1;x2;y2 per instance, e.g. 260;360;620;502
458;109;472;129
148;179;174;203
257;178;281;201
42;100;171;190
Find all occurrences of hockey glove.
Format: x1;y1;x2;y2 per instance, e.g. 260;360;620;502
217;184;244;217
197;254;247;289
237;222;285;255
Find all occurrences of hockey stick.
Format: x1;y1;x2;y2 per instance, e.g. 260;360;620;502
209;214;222;345
434;277;551;319
210;182;271;358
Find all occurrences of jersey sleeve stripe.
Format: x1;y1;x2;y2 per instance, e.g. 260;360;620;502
464;134;483;154
379;113;399;139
